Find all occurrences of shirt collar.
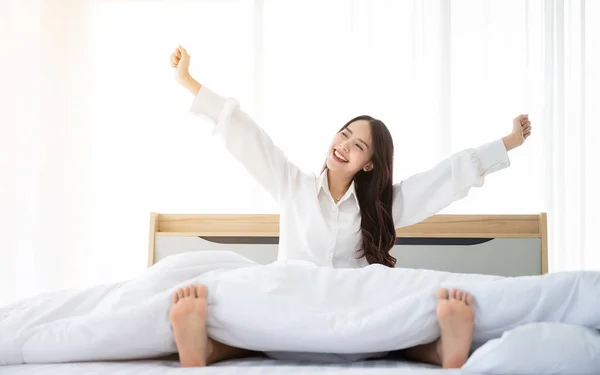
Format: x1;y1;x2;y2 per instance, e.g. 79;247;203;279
316;169;361;210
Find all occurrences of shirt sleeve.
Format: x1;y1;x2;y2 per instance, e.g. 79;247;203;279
392;139;511;228
189;86;303;203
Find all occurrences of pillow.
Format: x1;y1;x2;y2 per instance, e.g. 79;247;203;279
463;322;600;375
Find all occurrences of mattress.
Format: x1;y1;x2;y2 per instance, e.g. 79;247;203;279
1;357;471;374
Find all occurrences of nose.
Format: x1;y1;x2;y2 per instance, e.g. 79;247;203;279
339;141;350;152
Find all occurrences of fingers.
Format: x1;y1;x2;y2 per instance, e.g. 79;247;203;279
170;54;179;68
170;45;188;68
523;120;532;138
518;114;532;140
177;45;188;59
170;48;180;67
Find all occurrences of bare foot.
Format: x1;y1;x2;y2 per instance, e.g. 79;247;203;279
170;285;211;367
434;288;475;369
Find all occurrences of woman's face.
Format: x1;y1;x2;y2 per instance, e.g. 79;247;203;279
326;119;374;176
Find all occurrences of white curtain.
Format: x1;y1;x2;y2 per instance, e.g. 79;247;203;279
541;0;600;273
0;0;92;304
1;0;598;305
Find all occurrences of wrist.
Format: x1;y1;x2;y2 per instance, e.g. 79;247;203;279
178;74;201;96
502;133;522;151
177;73;192;86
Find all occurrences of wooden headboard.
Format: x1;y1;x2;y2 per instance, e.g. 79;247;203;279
148;213;548;274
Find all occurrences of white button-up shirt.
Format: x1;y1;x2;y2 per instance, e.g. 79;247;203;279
190;86;511;268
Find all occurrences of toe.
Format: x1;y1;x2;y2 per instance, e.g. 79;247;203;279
172;291;179;304
196;285;208;299
437;288;449;300
466;294;474;306
184;286;193;297
177;288;185;301
456;290;464;301
450;289;458;300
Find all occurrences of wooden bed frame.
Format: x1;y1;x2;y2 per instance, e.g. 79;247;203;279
147;213;548;274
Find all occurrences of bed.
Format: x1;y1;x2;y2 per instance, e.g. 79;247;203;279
149;212;549;276
3;212;549;375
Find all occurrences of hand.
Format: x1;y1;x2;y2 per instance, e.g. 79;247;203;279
170;45;191;83
503;114;532;151
170;45;201;95
513;114;532;143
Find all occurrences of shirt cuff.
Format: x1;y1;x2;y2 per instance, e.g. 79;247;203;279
476;138;511;175
189;86;229;124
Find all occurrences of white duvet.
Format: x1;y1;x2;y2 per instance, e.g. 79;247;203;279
1;251;599;366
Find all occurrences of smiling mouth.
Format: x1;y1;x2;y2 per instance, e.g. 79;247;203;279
332;149;349;163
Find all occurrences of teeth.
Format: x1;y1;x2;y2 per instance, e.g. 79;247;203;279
334;150;348;162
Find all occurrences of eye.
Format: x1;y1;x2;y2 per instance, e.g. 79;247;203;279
341;132;348;138
355;144;363;151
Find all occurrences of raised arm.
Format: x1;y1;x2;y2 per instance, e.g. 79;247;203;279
392;117;532;228
171;46;303;202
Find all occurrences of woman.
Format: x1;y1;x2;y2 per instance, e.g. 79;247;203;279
167;46;532;369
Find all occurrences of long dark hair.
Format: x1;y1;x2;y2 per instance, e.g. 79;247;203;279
328;115;397;267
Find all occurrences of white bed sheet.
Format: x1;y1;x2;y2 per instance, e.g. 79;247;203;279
1;357;474;374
